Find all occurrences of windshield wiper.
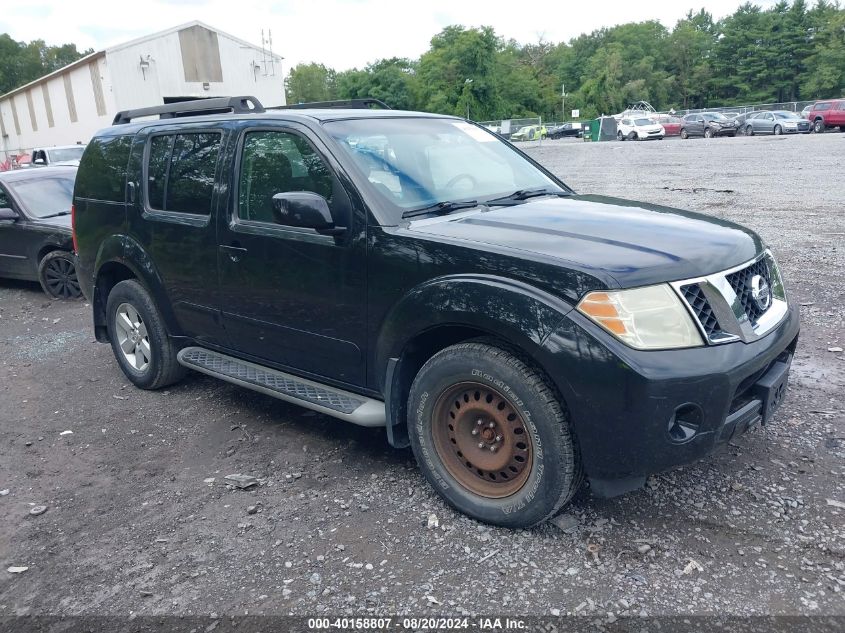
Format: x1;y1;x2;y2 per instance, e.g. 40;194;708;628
40;210;71;218
486;188;570;205
401;200;480;220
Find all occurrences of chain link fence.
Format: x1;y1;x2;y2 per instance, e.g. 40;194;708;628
478;117;544;143
667;101;816;118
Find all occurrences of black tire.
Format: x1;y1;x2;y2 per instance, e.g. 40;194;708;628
774;124;782;136
105;279;186;390
629;131;638;141
746;125;754;136
407;341;582;528
814;119;824;133
704;127;713;138
38;250;81;299
617;131;624;141
680;128;689;139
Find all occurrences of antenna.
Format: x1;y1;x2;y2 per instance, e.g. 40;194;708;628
268;29;275;76
260;29;268;77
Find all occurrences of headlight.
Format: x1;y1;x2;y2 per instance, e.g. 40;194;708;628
577;284;704;350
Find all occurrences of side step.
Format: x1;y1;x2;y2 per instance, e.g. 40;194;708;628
177;347;385;427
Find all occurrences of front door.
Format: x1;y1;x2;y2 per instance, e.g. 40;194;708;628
0;185;31;278
217;122;367;387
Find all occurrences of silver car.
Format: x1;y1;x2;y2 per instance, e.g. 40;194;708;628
744;111;811;136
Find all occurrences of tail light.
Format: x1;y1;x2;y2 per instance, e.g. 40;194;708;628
71;203;78;253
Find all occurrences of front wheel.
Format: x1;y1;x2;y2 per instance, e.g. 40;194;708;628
38;250;81;299
407;342;582;528
774;125;782;135
814;119;824;133
106;279;186;390
746;125;754;136
704;127;713;138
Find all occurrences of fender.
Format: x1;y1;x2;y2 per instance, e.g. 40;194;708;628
92;233;182;338
376;274;576;447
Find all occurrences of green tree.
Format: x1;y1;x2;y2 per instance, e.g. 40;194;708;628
802;0;845;97
0;33;91;94
284;63;337;104
336;58;419;110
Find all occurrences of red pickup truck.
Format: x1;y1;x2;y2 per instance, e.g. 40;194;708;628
808;99;845;133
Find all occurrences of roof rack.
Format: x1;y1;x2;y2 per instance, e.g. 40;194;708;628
272;99;391;111
112;96;265;125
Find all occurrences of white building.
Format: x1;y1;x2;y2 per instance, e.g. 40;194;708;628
0;21;284;161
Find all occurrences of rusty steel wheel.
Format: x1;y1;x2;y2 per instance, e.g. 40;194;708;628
431;381;533;498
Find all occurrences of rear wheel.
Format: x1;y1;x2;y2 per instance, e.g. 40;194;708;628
680;128;689;139
407;341;582;528
617;131;624;141
38;250;81;299
106;279;186;390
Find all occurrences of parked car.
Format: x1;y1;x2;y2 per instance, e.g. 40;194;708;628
73;96;798;528
510;124;546;141
617;116;665;140
0;166;80;298
680;112;738;138
546;122;582;139
744;111;811;135
29;144;87;167
656;115;682;136
806;99;845;133
801;105;812;120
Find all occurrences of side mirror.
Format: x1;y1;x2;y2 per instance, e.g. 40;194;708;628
271;192;345;235
33;158;46;165
0;207;18;223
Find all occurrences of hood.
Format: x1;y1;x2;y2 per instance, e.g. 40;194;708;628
33;214;72;229
408;194;763;288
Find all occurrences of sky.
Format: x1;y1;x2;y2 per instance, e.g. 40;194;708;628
1;0;780;73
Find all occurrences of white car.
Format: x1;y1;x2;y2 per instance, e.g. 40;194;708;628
29;145;87;167
617;117;665;141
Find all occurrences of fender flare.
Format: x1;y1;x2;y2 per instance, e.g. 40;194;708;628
92;233;181;337
376;274;575;446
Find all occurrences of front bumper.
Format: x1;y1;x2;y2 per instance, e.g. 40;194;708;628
540;303;800;482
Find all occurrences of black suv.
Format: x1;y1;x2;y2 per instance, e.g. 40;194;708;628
73;96;799;528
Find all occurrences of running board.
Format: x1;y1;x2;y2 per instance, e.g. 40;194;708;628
177;347;385;427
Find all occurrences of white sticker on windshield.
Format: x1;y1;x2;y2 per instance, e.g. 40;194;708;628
452;121;496;142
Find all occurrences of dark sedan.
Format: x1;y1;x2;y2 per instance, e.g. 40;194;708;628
744;110;811;135
680;112;739;138
547;122;583;139
0;166;80;298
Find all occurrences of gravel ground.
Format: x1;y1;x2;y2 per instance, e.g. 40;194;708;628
1;132;843;620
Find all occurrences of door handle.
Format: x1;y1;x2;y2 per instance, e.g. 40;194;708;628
220;244;248;263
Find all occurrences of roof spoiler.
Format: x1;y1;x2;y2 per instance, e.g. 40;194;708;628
271;99;391;110
112;96;265;125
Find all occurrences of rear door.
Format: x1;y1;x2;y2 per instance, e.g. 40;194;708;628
216;121;367;387
833;101;845;126
130;122;229;346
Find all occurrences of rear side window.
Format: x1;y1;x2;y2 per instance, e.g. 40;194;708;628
146;132;222;215
814;103;831;111
76;136;132;202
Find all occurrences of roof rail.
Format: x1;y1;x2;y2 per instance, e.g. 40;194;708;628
272;99;391;111
112;96;265;125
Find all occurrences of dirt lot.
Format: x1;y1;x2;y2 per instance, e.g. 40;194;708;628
1;132;843;620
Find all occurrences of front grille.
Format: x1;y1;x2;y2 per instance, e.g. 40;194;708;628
726;258;772;325
681;284;722;339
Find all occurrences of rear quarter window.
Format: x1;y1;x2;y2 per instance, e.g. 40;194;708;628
76;136;132;202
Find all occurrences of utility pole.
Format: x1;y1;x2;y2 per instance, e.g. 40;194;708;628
561;83;565;122
465;78;473;120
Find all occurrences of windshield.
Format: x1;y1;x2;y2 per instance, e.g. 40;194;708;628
634;118;652;126
47;147;85;163
324;117;563;222
703;113;728;121
774;112;800;119
7;174;75;218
